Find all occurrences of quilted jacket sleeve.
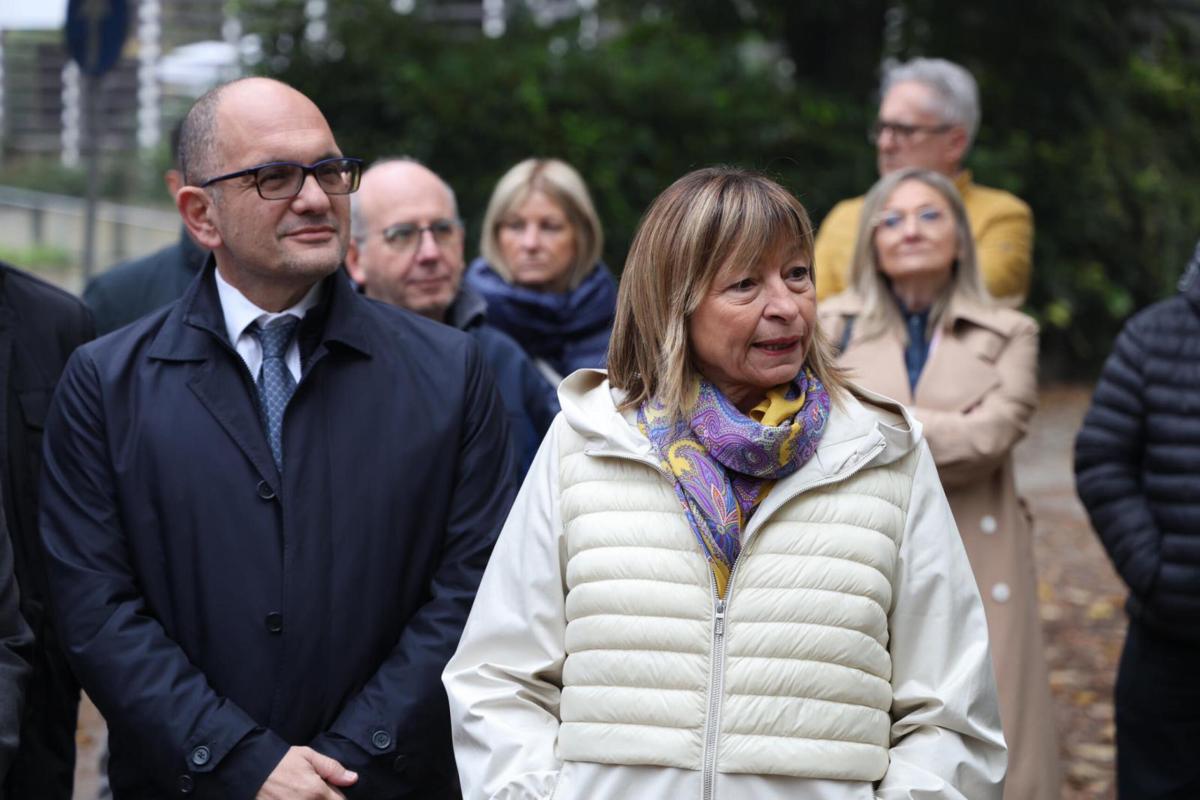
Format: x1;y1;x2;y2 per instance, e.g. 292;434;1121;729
442;418;568;800
878;443;1007;799
1073;320;1160;599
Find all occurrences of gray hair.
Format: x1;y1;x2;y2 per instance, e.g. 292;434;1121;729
883;57;980;150
350;156;460;242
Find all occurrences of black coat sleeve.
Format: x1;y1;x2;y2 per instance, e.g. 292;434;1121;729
1074;320;1161;599
0;514;32;782
308;339;518;797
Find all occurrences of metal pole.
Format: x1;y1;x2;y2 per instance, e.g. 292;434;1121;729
82;72;100;282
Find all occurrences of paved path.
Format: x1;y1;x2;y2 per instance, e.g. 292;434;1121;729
1016;385;1123;799
72;385;1122;798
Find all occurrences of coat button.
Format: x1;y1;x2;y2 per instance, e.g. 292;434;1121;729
371;729;392;750
265;613;283;634
190;745;210;766
392;754;408;774
178;774;195;794
991;582;1011;603
256;480;276;501
980;515;998;534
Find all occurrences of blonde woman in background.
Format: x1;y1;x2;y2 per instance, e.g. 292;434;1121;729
819;167;1059;800
466;158;615;385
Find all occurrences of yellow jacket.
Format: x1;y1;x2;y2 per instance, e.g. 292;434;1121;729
813;171;1033;305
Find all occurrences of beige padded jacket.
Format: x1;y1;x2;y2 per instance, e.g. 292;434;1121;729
444;370;1006;800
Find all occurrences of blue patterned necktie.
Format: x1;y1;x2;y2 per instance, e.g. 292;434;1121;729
251;316;300;471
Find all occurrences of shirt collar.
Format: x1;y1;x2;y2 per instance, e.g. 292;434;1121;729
214;267;322;345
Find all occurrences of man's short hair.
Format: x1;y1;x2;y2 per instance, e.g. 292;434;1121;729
349;156;460;242
177;82;230;186
168;119;185;171
882;57;980;150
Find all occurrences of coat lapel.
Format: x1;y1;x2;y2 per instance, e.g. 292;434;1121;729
914;300;1004;411
148;262;280;486
913;328;999;411
838;331;913;405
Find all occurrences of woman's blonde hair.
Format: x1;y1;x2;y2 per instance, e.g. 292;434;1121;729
847;167;988;342
479;158;604;291
609;166;849;419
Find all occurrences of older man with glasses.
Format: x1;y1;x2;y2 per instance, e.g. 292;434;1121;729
346;158;558;479
814;57;1033;306
39;78;516;799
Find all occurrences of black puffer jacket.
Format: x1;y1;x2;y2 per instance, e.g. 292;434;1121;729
1075;250;1200;641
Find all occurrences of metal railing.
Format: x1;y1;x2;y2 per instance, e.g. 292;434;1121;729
0;184;179;291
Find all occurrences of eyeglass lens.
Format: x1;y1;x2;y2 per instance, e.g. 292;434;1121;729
877;207;946;231
383;221;459;252
868;120;948;144
256;159;360;200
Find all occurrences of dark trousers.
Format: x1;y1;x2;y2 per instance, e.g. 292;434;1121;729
1115;618;1200;799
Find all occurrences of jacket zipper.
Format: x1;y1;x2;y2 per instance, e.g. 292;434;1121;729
701;559;740;800
583;437;887;800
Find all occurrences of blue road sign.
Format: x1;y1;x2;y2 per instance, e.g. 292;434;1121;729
65;0;130;77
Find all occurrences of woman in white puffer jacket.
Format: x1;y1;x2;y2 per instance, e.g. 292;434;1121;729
443;167;1007;800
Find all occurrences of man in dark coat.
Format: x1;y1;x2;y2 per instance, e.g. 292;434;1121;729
346;158;559;478
1075;241;1200;799
84;229;207;335
0;262;92;798
40;78;516;799
85;123;208;336
0;498;32;792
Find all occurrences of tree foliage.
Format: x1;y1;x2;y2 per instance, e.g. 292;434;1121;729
249;0;1200;375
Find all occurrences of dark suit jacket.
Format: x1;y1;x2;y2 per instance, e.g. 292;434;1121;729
0;263;91;796
41;263;517;798
84;229;207;335
447;285;559;479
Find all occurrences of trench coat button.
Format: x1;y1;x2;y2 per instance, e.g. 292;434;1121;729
980;515;998;534
190;745;210;766
991;582;1011;603
256;480;276;501
392;754;408;774
371;729;392;750
265;613;283;634
177;774;195;794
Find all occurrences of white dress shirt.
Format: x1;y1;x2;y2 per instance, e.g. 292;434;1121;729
214;268;321;383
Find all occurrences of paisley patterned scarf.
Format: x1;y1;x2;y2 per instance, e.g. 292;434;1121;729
638;368;831;597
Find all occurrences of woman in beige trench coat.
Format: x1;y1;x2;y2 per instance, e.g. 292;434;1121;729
818;168;1060;799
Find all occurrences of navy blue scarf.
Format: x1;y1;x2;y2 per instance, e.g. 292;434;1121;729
465;258;617;377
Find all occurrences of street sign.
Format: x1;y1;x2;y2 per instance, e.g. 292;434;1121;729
65;0;130;77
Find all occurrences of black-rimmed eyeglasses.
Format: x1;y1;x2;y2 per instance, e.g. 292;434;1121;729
378;220;462;253
867;120;953;144
198;157;364;200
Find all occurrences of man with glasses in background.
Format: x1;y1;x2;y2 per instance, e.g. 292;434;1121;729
814;57;1033;306
346;159;558;479
40;78;515;799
